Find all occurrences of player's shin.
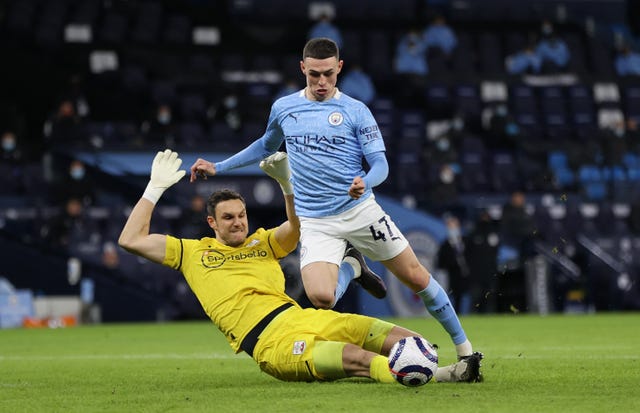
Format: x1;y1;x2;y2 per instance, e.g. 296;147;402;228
416;276;472;357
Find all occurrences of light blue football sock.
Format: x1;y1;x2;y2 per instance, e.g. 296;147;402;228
333;262;356;306
417;276;467;345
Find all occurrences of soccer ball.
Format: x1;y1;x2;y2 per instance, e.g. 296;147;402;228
388;336;438;387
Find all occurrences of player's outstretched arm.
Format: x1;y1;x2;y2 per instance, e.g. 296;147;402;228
260;152;299;253
119;149;186;264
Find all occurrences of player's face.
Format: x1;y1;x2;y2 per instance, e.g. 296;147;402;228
300;56;343;101
207;199;249;247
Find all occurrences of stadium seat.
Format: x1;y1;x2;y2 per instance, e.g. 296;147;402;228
178;122;207;148
451;32;476;76
578;165;608;201
425;84;453;118
478;32;504;74
511;84;537;115
564;32;589;74
70;0;101;25
490;151;520;192
577;202;602;237
624;86;640;119
98;12;128;45
178;93;207;122
458;136;490;192
121;65;149;95
131;1;163;45
163;15;191;46
188;53;217;77
548;151;575;189
364;31;392;81
150;80;177;106
454;84;482;121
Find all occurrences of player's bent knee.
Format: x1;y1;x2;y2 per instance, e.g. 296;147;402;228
363;319;396;353
306;291;335;309
312;341;347;380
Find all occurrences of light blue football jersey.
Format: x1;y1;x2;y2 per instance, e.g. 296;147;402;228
264;89;386;217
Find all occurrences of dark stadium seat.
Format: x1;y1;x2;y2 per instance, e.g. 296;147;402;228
178;121;207;148
342;30;363;64
98;12;128;45
564;32;589;74
425;84;453;118
364;31;393;81
490;151;520;192
568;84;597;138
121;65;149;95
454;84;482;121
478;32;504;74
623;86;640;120
458;136;490;192
131;1;163;45
150;80;177;106
451;32;477;76
163;15;191;46
188;53;217;77
70;0;101;25
178;92;207;122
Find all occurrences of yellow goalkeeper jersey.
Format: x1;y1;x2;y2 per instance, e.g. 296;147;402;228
163;228;300;353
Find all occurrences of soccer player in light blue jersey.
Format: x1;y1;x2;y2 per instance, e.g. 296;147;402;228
190;38;483;368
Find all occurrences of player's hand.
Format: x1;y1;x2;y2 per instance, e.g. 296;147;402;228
260;152;293;195
190;158;216;182
349;176;366;200
142;149;186;204
150;149;186;189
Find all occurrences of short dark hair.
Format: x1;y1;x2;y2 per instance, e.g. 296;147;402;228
207;189;246;217
303;37;339;60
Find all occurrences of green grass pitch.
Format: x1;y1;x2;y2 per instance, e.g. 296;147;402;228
1;313;638;413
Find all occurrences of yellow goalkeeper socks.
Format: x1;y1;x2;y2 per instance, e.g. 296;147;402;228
370;355;395;383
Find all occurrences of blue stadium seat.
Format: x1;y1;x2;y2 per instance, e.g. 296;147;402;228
548;151;575;188
578;165;607;201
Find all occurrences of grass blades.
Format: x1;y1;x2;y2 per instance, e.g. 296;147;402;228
1;314;638;413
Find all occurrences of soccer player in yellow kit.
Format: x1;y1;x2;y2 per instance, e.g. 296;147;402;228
118;149;481;383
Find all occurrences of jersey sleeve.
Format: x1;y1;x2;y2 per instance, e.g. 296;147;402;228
215;103;286;174
355;103;386;155
163;235;186;271
264;227;290;260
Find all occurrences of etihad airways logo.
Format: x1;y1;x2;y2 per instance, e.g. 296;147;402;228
201;248;268;268
285;134;346;153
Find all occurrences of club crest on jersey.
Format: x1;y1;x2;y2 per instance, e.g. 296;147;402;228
292;340;306;355
328;111;343;126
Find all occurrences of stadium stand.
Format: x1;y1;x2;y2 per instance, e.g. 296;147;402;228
1;0;640;320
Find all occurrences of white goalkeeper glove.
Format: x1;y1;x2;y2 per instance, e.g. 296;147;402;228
142;149;186;204
259;152;293;195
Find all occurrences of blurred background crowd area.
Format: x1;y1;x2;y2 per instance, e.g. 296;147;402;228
2;0;640;322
